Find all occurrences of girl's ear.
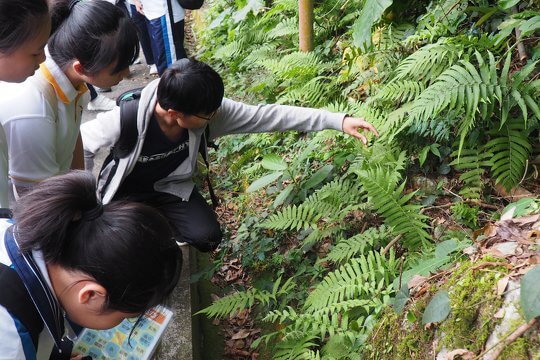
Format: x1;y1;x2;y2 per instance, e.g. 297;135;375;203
78;281;107;311
72;60;86;77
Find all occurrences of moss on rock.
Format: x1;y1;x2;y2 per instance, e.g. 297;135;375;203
362;257;511;358
438;258;508;353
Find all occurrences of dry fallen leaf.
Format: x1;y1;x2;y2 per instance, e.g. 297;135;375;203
232;329;251;340
496;276;510;296
493;308;505;319
492;242;519;256
408;275;428;290
528;255;540;265
463;246;477;255
445;348;475;360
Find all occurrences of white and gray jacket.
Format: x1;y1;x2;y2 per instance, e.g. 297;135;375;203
81;79;347;204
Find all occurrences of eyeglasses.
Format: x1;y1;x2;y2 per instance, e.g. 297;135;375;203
194;109;218;122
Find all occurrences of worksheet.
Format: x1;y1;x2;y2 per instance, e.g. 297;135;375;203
72;307;173;360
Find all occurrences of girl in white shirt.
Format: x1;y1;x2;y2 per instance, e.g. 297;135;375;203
0;0;51;207
0;0;139;199
0;171;181;359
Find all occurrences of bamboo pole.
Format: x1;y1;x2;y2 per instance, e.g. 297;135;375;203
299;0;314;52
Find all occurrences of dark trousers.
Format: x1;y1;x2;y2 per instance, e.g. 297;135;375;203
129;4;155;65
147;16;187;75
115;189;222;252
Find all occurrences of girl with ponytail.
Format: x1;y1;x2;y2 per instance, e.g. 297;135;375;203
0;0;140;201
0;170;181;359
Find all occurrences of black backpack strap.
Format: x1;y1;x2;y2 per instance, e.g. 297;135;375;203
199;126;219;209
115;88;142;158
0;263;43;348
98;88;142;198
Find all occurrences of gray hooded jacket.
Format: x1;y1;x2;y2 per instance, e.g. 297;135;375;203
82;79;346;204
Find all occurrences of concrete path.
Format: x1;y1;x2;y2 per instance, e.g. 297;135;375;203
81;61;195;360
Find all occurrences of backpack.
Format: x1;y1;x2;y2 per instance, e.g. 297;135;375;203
0;263;43;348
102;87;219;208
176;0;204;10
0;218;74;360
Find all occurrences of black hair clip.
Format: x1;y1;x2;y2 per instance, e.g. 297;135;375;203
68;0;82;11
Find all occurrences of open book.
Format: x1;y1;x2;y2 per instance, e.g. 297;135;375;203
72;307;173;360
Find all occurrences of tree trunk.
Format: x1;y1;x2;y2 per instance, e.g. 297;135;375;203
299;0;314;52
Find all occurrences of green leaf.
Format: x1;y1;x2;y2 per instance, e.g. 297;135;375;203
397;257;450;289
419;146;430;166
501;198;540;219
304;165;334;190
435;239;459;258
321;334;354;358
393;284;410;315
430;145;441;158
520;266;540;321
352;0;393;50
519;16;540;36
498;0;520;10
406;310;417;322
246;171;283;193
422;290;451;325
232;0;265;23
273;183;295;208
261;154;288;171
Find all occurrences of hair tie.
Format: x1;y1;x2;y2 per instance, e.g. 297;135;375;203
68;0;82;11
82;202;104;221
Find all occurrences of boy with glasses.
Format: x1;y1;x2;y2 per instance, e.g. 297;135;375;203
82;58;378;252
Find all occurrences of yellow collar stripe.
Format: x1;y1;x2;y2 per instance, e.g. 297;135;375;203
39;63;70;104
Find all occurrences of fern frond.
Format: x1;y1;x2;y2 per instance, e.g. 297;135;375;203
305;179;364;211
402;52;499;154
325;225;393;264
302;226;348;247
261;204;322;231
274;334;319;360
265;300;369;340
198;277;295;319
267;17;298;39
213;40;246;60
372;80;426;104
395;41;459;81
258;51;331;80
357;167;431;248
305;250;398;311
243;43;279;65
277;76;339;107
485;118;532;191
450;146;493;199
196;288;272;319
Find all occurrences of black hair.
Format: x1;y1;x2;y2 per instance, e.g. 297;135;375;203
157;58;224;115
13;171;182;314
0;0;49;54
48;0;139;75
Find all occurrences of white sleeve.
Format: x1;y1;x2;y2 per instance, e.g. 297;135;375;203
81;107;121;170
3;115;60;186
208;98;345;140
0;307;26;360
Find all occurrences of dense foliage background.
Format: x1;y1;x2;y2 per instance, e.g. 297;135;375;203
192;0;540;358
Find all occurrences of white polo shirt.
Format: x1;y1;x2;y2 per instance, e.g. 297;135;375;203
0;49;89;189
139;0;184;21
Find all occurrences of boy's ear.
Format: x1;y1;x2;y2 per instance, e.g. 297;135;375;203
78;282;107;311
167;109;183;120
